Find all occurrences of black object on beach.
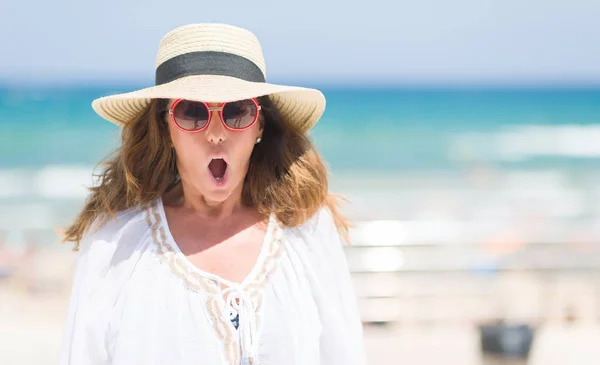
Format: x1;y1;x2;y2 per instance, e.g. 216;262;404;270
479;321;535;359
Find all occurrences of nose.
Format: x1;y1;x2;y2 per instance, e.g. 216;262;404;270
205;106;227;144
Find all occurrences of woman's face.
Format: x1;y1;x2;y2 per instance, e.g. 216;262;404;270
167;100;264;205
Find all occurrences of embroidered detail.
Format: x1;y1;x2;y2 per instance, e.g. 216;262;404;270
245;226;283;333
145;200;282;365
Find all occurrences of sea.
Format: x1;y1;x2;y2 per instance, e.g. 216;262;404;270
1;85;600;249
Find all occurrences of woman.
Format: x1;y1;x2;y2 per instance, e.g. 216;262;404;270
59;23;367;365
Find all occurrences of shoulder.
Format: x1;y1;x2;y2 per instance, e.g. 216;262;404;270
77;203;150;261
284;206;343;257
282;206;350;278
289;205;337;238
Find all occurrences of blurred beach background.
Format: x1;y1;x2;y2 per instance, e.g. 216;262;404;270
1;0;600;364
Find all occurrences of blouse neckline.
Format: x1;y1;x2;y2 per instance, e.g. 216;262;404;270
145;198;284;365
156;195;276;289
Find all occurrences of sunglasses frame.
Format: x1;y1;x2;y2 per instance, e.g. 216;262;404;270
168;98;262;133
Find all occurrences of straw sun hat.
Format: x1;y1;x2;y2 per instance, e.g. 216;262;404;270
92;23;326;133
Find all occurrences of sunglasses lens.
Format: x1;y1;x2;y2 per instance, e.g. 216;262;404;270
172;100;209;131
222;99;259;129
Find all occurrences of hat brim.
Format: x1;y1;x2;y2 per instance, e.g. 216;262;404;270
92;75;326;133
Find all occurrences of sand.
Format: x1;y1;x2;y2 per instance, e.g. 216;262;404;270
2;250;600;365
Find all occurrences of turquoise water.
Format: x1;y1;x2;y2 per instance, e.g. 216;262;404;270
1;84;600;244
2;85;600;171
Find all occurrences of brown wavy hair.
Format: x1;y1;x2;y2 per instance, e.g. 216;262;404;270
62;96;349;251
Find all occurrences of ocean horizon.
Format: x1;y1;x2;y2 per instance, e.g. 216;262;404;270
1;84;600;245
2;84;600;168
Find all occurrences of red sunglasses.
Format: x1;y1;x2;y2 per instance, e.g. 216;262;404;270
168;98;261;132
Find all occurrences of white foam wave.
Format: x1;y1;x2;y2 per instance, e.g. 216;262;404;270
0;165;95;199
450;124;600;161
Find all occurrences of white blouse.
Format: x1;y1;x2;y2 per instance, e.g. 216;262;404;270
58;198;367;365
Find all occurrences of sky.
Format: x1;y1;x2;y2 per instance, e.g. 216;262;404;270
1;0;599;86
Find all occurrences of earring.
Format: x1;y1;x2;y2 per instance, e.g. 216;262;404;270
255;137;262;144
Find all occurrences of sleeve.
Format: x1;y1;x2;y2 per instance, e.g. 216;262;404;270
307;207;368;365
58;216;131;365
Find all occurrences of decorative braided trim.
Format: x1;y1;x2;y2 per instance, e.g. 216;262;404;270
145;199;282;365
245;226;283;334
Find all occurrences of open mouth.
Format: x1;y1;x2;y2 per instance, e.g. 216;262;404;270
208;158;228;182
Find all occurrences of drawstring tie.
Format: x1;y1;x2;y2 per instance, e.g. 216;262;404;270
222;286;257;364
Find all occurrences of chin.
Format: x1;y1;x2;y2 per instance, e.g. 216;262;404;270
200;172;243;204
202;187;233;203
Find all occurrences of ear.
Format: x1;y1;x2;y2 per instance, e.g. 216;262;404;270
257;115;265;138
